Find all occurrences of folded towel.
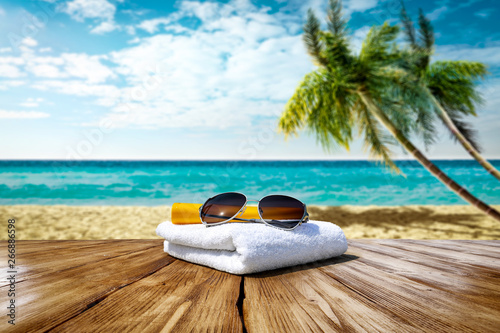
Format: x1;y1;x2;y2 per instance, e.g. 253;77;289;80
155;220;348;275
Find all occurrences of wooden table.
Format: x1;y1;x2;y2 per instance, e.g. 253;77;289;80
1;239;499;332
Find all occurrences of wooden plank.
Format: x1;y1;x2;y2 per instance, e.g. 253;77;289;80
432;239;500;253
347;241;500;311
244;255;420;332
372;239;500;271
348;240;500;279
8;240;125;254
320;241;500;332
244;240;500;332
0;243;175;332
319;260;499;332
458;240;500;250
50;259;243;333
3;239;500;332
397;239;500;258
0;240;161;285
463;240;500;247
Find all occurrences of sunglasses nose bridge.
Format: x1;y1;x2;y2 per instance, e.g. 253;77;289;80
246;199;259;204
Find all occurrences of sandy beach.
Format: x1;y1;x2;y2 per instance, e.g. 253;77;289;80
1;204;499;240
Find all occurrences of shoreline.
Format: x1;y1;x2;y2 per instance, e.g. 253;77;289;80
1;204;499;240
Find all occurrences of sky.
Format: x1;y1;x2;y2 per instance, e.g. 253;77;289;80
0;0;499;160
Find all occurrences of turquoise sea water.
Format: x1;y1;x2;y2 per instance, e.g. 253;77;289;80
0;160;499;206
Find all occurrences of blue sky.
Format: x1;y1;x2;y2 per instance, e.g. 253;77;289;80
0;0;499;160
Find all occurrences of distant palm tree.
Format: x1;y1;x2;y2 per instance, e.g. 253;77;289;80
400;4;500;181
279;0;500;221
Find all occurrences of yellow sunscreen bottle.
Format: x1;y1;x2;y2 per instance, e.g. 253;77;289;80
171;203;260;224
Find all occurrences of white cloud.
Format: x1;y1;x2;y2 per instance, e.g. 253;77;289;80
426;1;481;21
0;109;50;119
122;9;149;17
39;47;53;53
20;97;44;108
61;0;118;34
0;80;25;90
61;53;115;83
90;21;119;34
31;56;64;65
435;44;500;66
63;0;115;22
475;8;494;18
21;37;38;47
127;37;141;44
0;6;5;16
0;35;116;84
0;47;12;53
32;80;121;100
19;52;115;82
137;17;173;33
180;0;222;21
124;25;136;35
427;6;448;21
0;64;25;78
2;0;394;130
28;64;66;78
343;0;379;14
0;57;25;65
106;0;313;129
163;25;189;34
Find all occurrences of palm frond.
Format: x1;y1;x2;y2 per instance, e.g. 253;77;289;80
428;61;488;80
360;23;400;65
398;7;433;75
417;9;434;53
278;70;353;150
316;0;353;69
327;0;347;36
357;103;401;174
427;61;488;116
320;31;353;68
278;72;316;137
303;9;329;67
442;108;483;152
390;48;425;77
414;106;437;149
399;1;417;49
374;64;438;149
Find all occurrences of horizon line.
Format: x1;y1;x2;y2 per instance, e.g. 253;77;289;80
1;158;499;162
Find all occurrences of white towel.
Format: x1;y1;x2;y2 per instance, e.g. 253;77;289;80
155;220;348;275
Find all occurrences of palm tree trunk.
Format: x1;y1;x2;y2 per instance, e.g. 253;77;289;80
430;95;500;181
359;91;500;222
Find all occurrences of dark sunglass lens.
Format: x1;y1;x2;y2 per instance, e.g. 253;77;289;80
259;195;305;229
201;193;246;224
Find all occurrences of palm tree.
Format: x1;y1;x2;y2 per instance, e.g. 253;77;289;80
279;0;500;221
400;4;500;181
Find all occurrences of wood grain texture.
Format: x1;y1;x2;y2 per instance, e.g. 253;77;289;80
243;256;421;332
51;259;243;333
0;239;161;286
0;240;174;333
243;240;500;333
1;239;499;332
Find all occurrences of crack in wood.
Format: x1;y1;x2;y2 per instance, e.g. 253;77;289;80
237;277;247;333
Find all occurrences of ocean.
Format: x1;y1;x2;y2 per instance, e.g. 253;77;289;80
0;160;499;206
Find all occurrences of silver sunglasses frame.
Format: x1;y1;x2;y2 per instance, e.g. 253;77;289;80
198;192;309;231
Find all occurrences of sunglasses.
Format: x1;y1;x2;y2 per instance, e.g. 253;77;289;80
199;192;309;231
